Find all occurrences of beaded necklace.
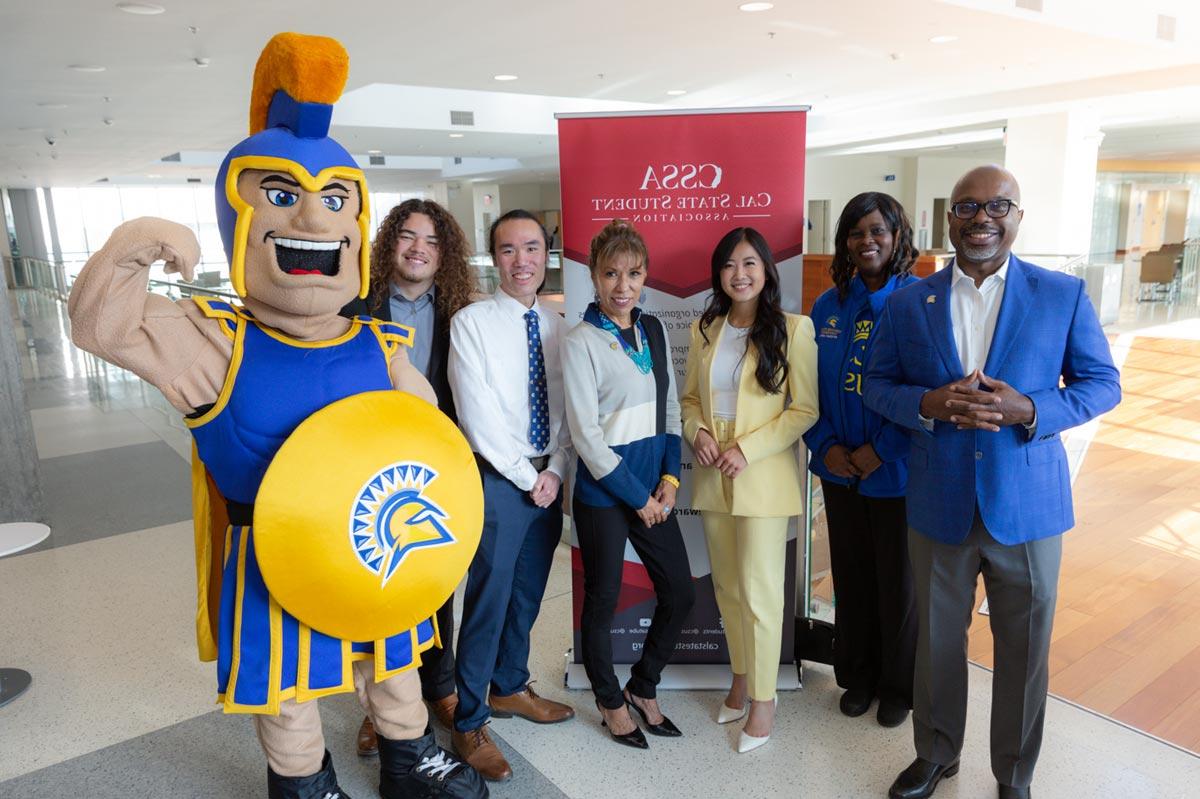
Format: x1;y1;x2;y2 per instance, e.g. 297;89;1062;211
597;309;653;375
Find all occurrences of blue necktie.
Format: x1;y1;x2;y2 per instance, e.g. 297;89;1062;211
525;310;550;451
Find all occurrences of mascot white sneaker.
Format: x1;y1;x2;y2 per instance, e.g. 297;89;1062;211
68;32;489;799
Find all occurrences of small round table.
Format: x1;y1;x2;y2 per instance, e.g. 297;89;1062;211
0;521;51;708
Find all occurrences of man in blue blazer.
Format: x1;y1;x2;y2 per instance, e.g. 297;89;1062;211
864;165;1120;799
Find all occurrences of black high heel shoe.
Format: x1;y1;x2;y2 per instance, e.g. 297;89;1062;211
624;690;683;737
596;699;648;749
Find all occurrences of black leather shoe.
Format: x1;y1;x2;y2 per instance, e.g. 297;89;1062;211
877;699;910;728
624;690;682;737
998;786;1030;799
887;757;959;799
378;728;489;798
596;699;648;749
839;688;874;717
267;750;351;799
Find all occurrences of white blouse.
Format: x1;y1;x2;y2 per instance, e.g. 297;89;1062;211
711;323;750;419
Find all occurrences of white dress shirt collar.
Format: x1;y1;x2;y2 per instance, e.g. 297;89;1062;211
492;288;542;319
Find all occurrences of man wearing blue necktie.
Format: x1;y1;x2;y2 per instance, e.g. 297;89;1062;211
865;166;1120;799
447;209;576;782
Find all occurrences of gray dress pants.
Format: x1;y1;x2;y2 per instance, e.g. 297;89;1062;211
907;511;1062;789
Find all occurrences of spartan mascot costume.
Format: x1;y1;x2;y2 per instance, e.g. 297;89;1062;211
68;33;489;799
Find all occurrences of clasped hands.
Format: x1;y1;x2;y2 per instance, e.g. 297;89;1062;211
920;369;1034;432
638;479;677;528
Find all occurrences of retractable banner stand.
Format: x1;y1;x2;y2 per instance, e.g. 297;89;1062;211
557;107;809;690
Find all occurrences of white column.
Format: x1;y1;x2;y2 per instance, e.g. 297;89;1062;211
1004;111;1105;255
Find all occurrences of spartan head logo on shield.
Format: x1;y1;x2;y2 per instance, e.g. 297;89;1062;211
349;462;456;587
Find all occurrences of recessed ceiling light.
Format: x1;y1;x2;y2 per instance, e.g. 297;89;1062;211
367;149;382;155
929;35;958;44
37;102;68;109
145;173;162;178
493;74;518;81
68;64;107;73
666;89;687;96
739;2;774;11
449;133;465;138
116;2;166;14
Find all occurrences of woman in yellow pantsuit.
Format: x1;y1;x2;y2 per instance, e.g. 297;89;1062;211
681;227;819;753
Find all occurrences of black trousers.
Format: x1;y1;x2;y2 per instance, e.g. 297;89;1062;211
418;595;455;701
822;480;917;707
573;498;696;710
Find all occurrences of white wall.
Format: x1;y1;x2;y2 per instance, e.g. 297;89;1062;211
803;154;914;253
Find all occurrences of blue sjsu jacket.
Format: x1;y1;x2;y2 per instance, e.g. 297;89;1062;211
804;273;917;497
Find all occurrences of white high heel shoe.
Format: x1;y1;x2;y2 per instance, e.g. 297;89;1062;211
716;700;747;724
736;698;777;753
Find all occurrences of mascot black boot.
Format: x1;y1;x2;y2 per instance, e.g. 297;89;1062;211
267;751;349;799
378;729;489;799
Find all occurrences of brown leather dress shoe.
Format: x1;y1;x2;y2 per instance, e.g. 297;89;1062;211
488;683;575;724
452;725;513;782
356;715;379;757
427;693;459;729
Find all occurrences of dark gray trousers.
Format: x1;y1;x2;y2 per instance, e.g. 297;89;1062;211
907;513;1062;789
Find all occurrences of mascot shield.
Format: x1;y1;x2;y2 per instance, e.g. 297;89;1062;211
254;391;484;642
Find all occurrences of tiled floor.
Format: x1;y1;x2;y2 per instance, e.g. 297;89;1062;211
3;288;1199;797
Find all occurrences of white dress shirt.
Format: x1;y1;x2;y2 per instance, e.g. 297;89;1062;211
950;256;1008;374
448;289;572;491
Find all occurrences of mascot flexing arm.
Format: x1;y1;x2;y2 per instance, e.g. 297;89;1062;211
68;33;488;799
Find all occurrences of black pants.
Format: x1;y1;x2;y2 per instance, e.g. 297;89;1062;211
822;480;917;707
573;498;696;710
418;595;455;701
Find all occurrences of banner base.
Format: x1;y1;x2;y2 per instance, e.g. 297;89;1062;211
564;658;801;692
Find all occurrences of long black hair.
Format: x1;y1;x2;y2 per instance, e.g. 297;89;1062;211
830;191;918;301
698;227;789;394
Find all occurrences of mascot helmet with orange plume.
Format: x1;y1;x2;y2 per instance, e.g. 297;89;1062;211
214;33;370;299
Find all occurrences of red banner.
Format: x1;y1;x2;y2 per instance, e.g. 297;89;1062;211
558;108;808;684
558;110;807;297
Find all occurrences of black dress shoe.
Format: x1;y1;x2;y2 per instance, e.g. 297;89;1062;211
887;757;959;799
839;688;874;717
876;699;910;728
624;691;683;737
596;699;648;749
998;786;1030;799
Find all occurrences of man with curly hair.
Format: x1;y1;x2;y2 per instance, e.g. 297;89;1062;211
342;198;478;755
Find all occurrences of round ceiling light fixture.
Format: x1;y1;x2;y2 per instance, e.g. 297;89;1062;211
666;89;687;96
493;74;518;81
68;64;107;73
929;35;958;44
116;3;166;14
448;133;465;138
738;2;774;11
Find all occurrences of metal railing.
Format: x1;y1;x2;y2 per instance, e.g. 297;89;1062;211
4;255;70;301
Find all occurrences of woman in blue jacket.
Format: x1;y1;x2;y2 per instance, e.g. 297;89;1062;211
803;191;919;729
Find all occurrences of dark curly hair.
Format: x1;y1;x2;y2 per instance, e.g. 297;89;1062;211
830;192;918;302
366;199;474;325
698;227;789;395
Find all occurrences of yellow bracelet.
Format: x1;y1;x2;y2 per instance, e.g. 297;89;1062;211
660;474;680;488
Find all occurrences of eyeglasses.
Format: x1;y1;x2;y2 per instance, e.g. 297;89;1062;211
951;199;1018;219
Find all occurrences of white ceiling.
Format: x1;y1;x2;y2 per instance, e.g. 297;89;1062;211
1;0;1198;189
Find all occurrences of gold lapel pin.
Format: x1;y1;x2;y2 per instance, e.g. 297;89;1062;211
610;342;619;350
926;295;937;304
